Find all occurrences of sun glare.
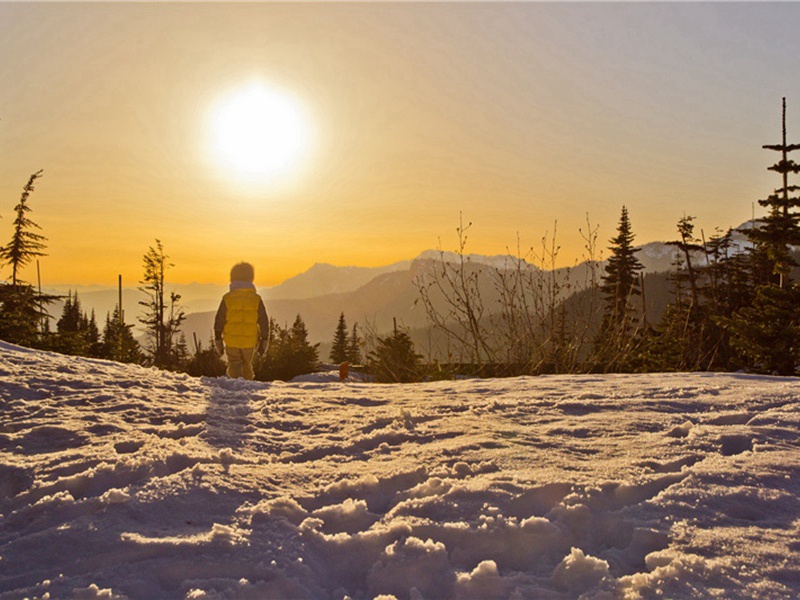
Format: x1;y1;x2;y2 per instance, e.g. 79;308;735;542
208;81;312;184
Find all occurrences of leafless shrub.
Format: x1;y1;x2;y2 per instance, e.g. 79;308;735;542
415;214;604;375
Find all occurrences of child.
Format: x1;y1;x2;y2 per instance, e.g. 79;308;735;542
214;262;270;380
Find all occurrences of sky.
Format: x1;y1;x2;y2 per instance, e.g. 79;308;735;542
2;2;800;286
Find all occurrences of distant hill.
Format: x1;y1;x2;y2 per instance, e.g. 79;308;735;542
47;227;758;350
185;261;433;348
262;261;411;300
182;249;680;349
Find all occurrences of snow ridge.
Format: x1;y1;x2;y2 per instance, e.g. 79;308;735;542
2;342;800;599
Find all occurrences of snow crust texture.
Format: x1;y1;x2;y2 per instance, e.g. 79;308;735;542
2;341;800;599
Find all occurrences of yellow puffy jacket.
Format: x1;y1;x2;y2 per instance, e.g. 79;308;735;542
214;287;269;349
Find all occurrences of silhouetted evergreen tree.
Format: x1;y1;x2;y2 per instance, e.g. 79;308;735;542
747;97;800;288
329;312;349;363
727;285;800;375
85;310;102;357
649;216;730;371
704;228;752;315
102;306;144;364
593;206;645;371
290;315;319;373
1;170;46;286
57;291;82;329
348;322;362;364
54;291;86;355
725;98;800;374
368;326;422;383
0;170;56;347
0;284;54;347
255;316;319;381
138;240;185;369
667;216;703;308
174;333;190;368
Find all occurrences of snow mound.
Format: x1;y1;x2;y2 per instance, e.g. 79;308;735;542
2;341;800;598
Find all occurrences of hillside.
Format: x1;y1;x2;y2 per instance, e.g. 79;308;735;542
2;342;799;598
184;260;677;352
265;261;412;301
47;239;687;346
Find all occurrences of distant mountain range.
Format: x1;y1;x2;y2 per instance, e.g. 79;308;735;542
266;261;411;300
44;224;756;349
181;241;696;349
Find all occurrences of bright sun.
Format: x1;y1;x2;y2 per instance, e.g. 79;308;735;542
208;81;312;183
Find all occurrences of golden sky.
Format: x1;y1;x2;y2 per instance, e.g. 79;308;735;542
1;2;797;286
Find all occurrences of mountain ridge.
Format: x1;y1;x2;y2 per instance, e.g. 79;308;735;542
43;225;757;347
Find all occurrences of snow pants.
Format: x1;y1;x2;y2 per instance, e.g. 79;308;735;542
225;347;255;380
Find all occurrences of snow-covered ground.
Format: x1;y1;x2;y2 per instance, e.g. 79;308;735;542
2;342;799;599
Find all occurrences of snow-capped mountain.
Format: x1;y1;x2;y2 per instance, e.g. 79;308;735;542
414;250;537;272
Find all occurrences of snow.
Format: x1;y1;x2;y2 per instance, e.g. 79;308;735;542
2;341;800;599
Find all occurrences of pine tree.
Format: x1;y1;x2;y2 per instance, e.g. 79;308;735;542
0;284;54;347
57;291;82;331
602;206;645;320
367;326;422;383
347;322;362;364
748;97;800;288
55;291;87;355
254;316;320;381
651;215;728;371
102;306;143;364
290;315;319;373
174;333;190;369
329;312;350;363
0;170;55;347
725;98;800;374
704;228;751;315
594;206;645;371
1;170;46;286
138;240;185;369
667;216;703;307
727;285;800;375
85;310;102;357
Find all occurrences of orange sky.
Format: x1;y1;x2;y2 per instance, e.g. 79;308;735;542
1;3;795;286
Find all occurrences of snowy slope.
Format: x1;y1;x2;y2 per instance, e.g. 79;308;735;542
2;342;800;599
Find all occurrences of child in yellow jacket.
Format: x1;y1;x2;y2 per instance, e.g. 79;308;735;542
214;262;270;380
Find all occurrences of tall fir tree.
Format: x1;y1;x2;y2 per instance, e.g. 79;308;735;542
1;170;46;286
85;310;102;357
255;315;319;381
593;206;645;371
347;322;362;364
329;312;350;363
727;285;800;375
726;98;800;373
367;326;422;383
747;97;800;288
138;240;185;369
649;216;730;371
0;170;56;347
0;285;54;347
102;306;144;364
667;215;703;308
55;291;87;355
290;315;319;372
174;332;190;369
